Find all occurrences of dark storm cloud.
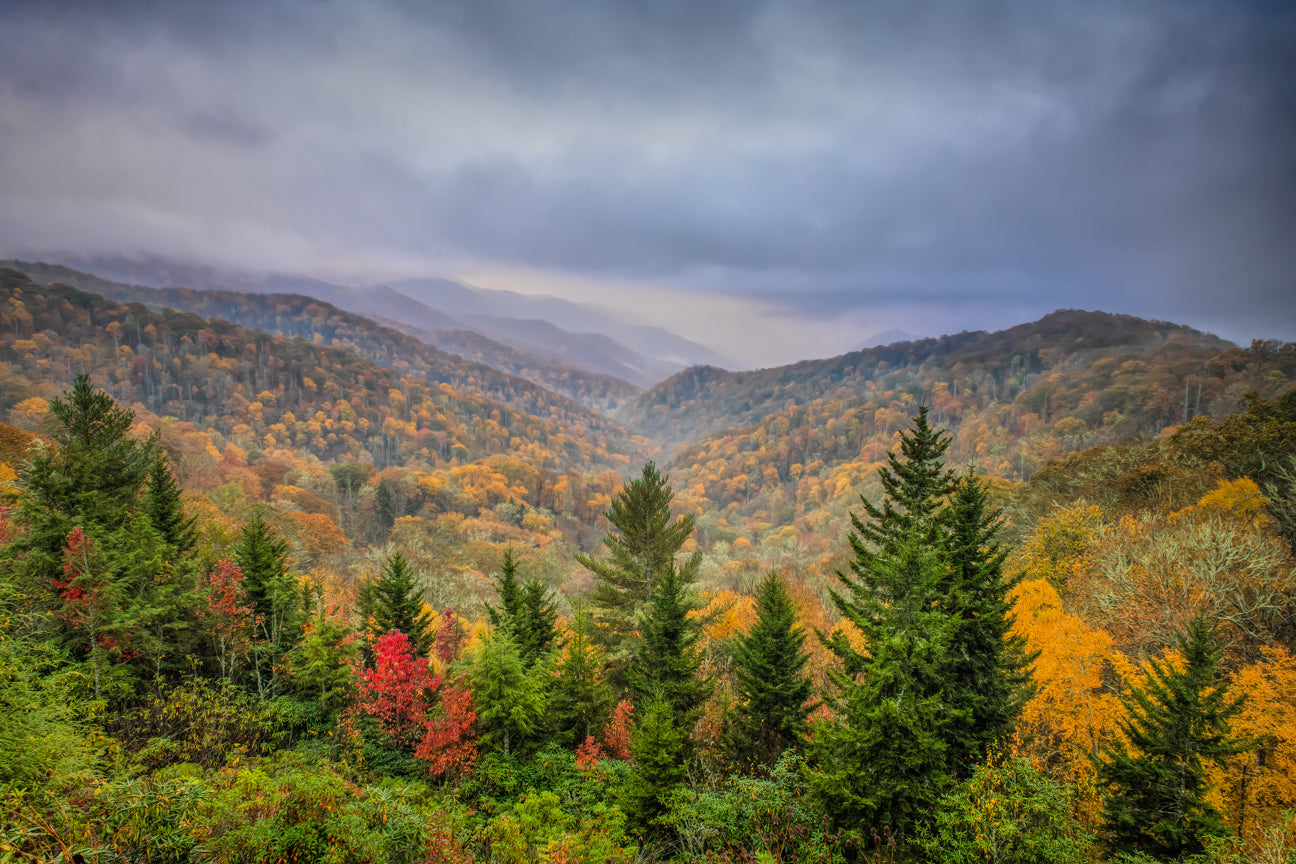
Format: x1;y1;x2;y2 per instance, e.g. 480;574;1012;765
1;0;1293;352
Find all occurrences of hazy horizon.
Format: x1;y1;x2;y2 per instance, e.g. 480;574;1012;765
2;0;1293;366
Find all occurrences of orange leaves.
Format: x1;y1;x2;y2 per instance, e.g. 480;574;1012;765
1010;577;1131;816
1210;646;1296;847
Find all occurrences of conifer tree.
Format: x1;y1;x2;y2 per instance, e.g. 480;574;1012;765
468;630;549;757
10;376;194;689
548;603;615;749
623;694;688;840
810;533;962;840
234;515;304;696
810;408;963;842
145;455;197;556
15;375;156;590
1094;617;1252;859
363;550;433;659
487;549;559;667
730;571;813;768
486;548;523;629
514;579;560;666
939;473;1035;778
577;462;700;665
290;587;358;714
628;561;710;729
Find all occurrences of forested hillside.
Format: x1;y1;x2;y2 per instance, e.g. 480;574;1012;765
3;260;644;416
2;268;1295;863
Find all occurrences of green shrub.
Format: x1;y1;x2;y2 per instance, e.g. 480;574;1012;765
915;751;1095;864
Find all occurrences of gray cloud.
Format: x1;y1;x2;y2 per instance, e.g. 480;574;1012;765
1;0;1293;359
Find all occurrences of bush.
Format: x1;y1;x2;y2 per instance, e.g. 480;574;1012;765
915;750;1095;864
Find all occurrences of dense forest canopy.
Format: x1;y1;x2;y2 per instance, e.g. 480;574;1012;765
0;266;1294;862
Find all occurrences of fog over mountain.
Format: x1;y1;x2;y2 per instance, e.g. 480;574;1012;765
1;0;1293;366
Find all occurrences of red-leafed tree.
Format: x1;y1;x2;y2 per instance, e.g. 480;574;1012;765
197;559;255;680
416;680;478;780
603;699;634;761
358;630;437;747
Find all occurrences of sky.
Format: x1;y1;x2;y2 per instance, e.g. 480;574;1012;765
1;0;1294;368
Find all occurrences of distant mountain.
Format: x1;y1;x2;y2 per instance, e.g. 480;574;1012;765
621;309;1238;454
0;268;650;473
853;328;923;350
2;260;649;455
21;254;721;390
385;278;731;384
3;258;645;413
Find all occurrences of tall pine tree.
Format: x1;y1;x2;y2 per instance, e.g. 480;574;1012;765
362;550;433;659
487;549;559;667
730;571;813;769
1094;617;1252;859
809;408;963;843
938;473;1035;778
627;561;710;729
234;515;304;696
576;462;700;670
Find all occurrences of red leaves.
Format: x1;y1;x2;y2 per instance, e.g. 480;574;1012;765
416;679;478;779
359;630;436;744
357;628;479;778
603;699;634;761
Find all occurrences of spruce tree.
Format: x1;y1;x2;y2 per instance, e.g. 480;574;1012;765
514;579;560;666
576;462;700;666
1094;617;1252;859
146;455;197;556
810;408;963;842
623;694;688;840
9;376;194;690
809;533;962;841
234;515;304;696
365;550;433;659
487;549;559;667
627;561;710;729
15;375;156;589
547;603;615;749
468;630;549;757
939;473;1035;778
730;571;813;769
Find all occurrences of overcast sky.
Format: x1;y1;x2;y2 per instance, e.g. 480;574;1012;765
1;0;1293;367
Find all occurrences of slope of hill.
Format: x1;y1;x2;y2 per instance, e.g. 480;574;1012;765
632;311;1296;549
4;260;644;415
623;310;1237;453
385;277;730;383
0;269;649;474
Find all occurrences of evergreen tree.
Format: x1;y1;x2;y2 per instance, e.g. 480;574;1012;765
730;571;813;769
514;579;560;667
623;694;688;840
8;376;196;691
364;550;433;659
939;474;1035;778
14;375;156;590
145;455;197;556
234;515;304;696
548;603;615;749
467;630;549;757
487;549;559;667
290;586;358;715
1094;617;1252;859
576;462;700;666
486;548;523;629
627;561;710;730
809;534;962;841
810;408;964;843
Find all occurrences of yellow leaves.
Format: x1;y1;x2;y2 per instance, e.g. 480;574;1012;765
1186;477;1269;528
1010;577;1131;819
